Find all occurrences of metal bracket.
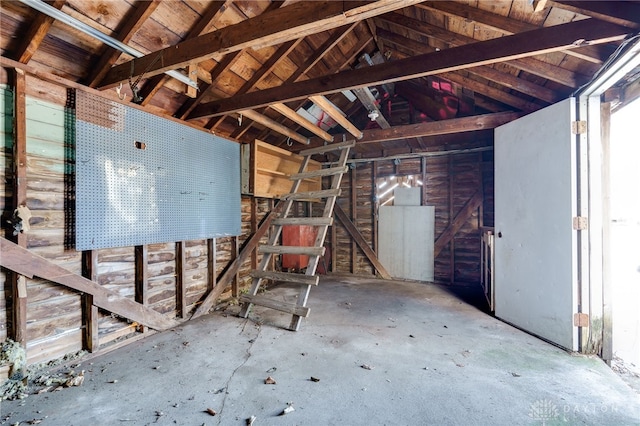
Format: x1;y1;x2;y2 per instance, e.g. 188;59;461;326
574;312;589;327
573;216;588;230
571;120;587;134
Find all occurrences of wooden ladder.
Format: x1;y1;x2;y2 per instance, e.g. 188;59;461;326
238;140;354;331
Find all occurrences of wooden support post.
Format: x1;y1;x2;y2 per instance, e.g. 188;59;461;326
231;237;239;297
81;251;99;352
207;238;216;293
351;166;357;274
175;242;187;318
251;197;258;270
191;205;282;319
135;245;149;331
448;156;455;284
334;204;392;279
421;157;427;206
372;162;378;256
10;68;27;348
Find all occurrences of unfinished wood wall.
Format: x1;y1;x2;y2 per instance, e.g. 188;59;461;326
0;74;269;365
331;150;493;284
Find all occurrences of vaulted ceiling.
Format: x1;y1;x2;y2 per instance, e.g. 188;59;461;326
2;1;639;158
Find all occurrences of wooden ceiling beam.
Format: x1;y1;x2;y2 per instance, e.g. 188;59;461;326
15;0;66;64
189;19;628;119
85;0;160;87
239;109;309;145
221;39;302;138
98;0;423;89
270;103;333;142
341;112;520;147
377;12;588;88
254;23;363;143
377;28;561;104
417;1;610;63
174;51;244;119
551;1;640;28
137;1;230;105
309;95;363;139
383;34;547;112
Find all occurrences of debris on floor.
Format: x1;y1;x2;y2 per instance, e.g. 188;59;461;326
280;402;295;416
264;376;276;385
205;408;217;416
246;415;256;425
360;364;374;370
0;347;87;400
310;376;320;382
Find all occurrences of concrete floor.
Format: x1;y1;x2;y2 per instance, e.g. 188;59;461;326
4;276;640;425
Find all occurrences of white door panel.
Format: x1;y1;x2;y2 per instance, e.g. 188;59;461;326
494;98;579;351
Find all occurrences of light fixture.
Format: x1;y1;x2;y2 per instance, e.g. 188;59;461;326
367;110;379;121
19;0;198;90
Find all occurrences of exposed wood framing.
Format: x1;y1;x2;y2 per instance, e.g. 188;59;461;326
137;0;229;102
14;0;66;64
351;167;357;274
190;19;628;118
81;250;99;352
176;241;187;318
551;1;640;28
224;38;303;137
377;12;589;88
207;238;216;293
309;95;363;139
135;245;149;332
239;109;309;144
334;204;391;280
231;237;239;298
417;1;609;63
270;103;333;142
191;205;282;319
1;238;180;330
376;29;560;104
300;112;519;151
10;68;27;347
99;0;423;88
86;0;161;87
434;190;483;258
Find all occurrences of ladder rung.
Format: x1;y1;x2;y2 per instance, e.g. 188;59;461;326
250;270;319;286
290;166;348;180
299;140;355;156
259;245;325;256
282;189;341;200
239;295;310;317
273;217;333;226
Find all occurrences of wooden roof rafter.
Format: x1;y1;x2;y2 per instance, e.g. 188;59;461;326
376;28;561;104
97;0;425;89
188;18;630;120
137;0;233;106
416;1;612;64
14;0;66;64
85;0;161;88
376;12;591;89
225;22;363;142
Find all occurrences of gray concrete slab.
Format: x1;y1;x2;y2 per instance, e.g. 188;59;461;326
4;276;640;425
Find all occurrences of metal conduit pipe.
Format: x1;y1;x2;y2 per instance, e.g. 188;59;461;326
18;0;199;90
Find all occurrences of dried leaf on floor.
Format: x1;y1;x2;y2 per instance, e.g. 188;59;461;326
205;408;217;416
